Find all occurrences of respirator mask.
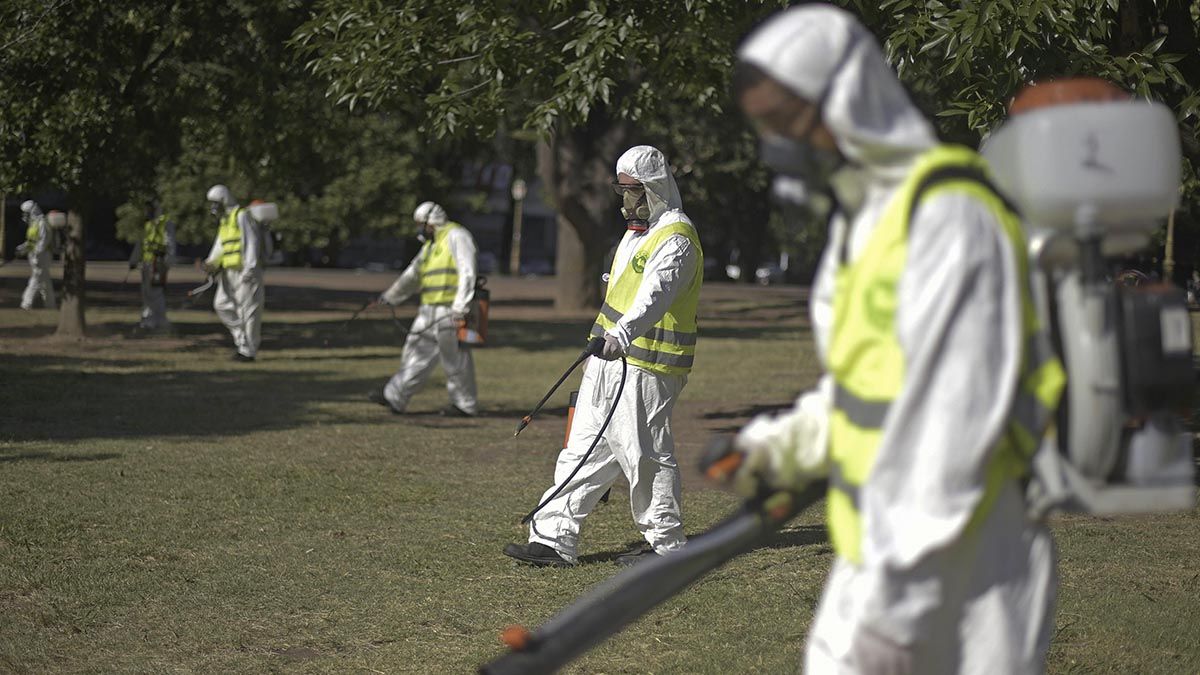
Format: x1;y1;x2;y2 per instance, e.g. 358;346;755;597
415;219;434;243
614;183;650;232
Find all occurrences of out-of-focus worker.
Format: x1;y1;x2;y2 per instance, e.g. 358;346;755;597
129;201;176;331
731;5;1064;673
203;184;265;362
503;145;704;568
369;201;479;416
17;200;56;310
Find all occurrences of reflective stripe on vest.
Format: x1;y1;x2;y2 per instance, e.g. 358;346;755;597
419;222;461;305
590;221;704;376
826;144;1066;565
218;208;243;269
142;215;168;263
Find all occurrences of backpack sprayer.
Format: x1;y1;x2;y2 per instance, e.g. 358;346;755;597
458;276;490;347
982;80;1196;515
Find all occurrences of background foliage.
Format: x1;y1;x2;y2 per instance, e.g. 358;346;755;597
2;0;1198;297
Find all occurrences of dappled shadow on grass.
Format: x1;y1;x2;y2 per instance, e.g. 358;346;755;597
757;523;829;552
573;523;830;566
0;450;122;463
0;352;383;443
702;403;792;420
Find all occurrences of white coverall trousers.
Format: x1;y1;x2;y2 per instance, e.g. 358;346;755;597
139;264;169;329
383;303;477;413
805;482;1057;674
528;357;687;563
21;251;56;310
214;268;264;358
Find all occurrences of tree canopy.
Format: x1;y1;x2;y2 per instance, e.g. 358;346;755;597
3;1;1198;320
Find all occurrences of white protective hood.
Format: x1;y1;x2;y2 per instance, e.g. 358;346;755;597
615;145;684;225
738;5;937;182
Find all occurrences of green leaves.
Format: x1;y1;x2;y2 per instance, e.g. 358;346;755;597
296;1;785;139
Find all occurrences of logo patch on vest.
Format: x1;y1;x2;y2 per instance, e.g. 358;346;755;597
631;252;649;274
864;279;897;331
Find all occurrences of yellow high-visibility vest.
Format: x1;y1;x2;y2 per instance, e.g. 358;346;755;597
826;144;1066;564
590;221;704;376
218;208;243;269
419;222;463;305
142;215;169;263
25;221;39;247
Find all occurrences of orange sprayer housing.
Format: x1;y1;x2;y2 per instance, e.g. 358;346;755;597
458;280;490;347
563;391;578;448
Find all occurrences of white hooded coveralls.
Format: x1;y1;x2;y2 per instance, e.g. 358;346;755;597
739;6;1054;673
205;208;264;358
379;220;478;414
130;217;177;330
20;208;56;310
527;145;700;563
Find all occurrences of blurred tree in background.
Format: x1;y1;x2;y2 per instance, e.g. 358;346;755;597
295;0;789;310
850;0;1200;277
4;0;1199;331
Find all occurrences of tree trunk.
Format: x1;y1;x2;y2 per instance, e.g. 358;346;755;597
55;209;87;338
536;116;630;312
0;192;6;262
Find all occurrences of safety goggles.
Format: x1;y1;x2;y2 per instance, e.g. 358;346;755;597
611;182;645;197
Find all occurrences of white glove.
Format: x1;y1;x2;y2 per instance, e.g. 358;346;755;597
732;384;831;497
15;243;28;257
599;334;623;361
850;626;913;675
450;307;469;323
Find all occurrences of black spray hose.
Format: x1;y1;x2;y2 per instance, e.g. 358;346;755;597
322;298;375;347
521;354;626;525
513;336;606;437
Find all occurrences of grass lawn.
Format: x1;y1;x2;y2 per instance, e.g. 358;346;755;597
1;263;1197;674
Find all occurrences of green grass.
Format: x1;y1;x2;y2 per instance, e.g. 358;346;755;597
0;275;1197;673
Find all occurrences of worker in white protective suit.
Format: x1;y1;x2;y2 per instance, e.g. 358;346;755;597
203;184;265;362
503;145;704;568
17;200;57;310
731;5;1065;673
129;201;176;331
368;201;479;416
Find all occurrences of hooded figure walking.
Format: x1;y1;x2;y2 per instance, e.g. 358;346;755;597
730;6;1065;673
505;145;704;568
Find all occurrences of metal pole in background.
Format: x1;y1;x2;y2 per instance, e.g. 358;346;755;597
1164;207;1176;281
509;178;527;276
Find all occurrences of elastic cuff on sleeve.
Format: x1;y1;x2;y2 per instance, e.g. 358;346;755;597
605;326;630;351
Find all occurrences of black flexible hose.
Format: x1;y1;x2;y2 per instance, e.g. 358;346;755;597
513;336;605;437
521;355;627;525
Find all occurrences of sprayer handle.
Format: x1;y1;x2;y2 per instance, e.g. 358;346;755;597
584;336;606;357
